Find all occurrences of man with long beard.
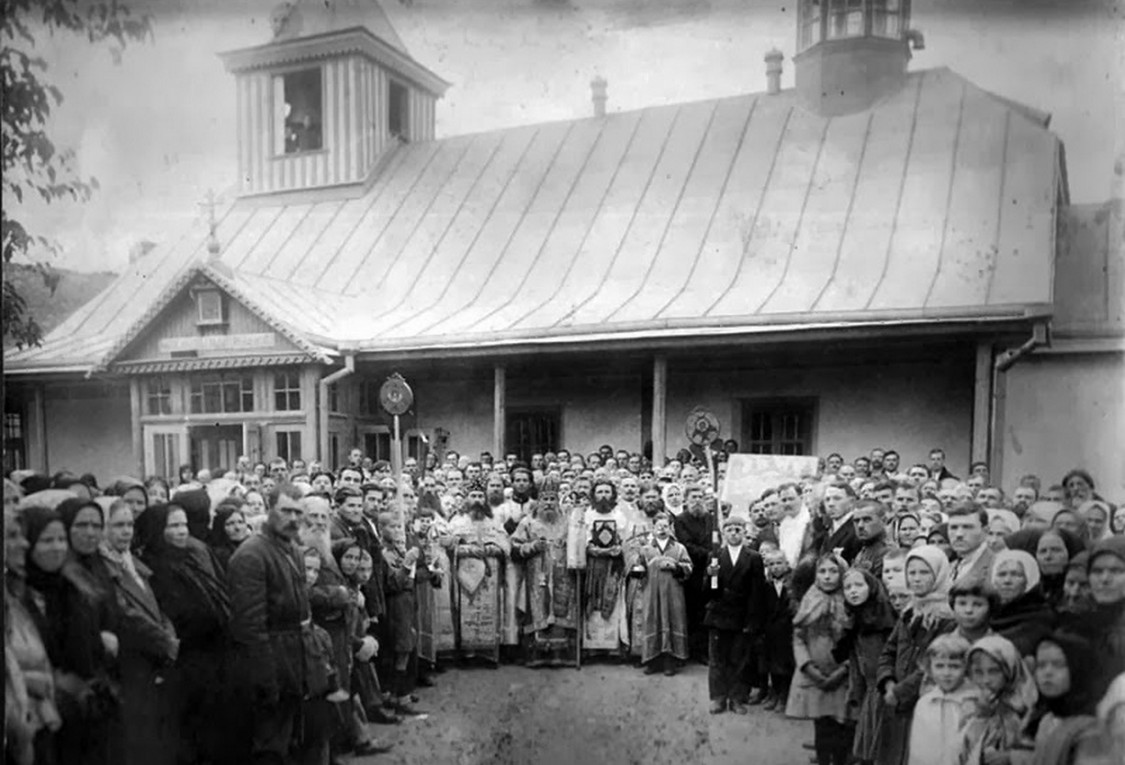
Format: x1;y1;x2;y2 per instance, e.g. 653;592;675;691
582;478;632;656
509;478;579;667
674;484;716;664
444;477;510;664
624;485;664;660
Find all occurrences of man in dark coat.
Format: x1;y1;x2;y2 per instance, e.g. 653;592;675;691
228;483;329;765
851;499;890;581
817;482;862;563
674;485;716;663
704;515;767;715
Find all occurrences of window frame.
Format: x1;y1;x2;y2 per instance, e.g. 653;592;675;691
274;66;325;156
145;376;173;415
189;374;255;414
3;409;26;473
387;78;410;141
740;398;818;456
504;408;561;465
275;429;303;463
273;371;302;412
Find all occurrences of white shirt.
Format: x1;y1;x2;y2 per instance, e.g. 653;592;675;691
778;505;811;567
726;544;743;568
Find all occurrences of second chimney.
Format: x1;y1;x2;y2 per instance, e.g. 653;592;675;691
765;48;783;95
591;76;607;117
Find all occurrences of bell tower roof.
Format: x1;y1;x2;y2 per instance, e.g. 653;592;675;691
269;0;409;55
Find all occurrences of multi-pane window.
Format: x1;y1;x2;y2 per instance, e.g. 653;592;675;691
189;375;254;414
4;411;26;473
274;371;301;411
742;400;816;456
276;430;302;462
146;377;172;415
505;410;559;464
364;431;392;462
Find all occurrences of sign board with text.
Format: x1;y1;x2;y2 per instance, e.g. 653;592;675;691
720;453;820;519
158;332;277;354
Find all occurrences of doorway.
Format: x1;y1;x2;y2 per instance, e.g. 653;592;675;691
189;424;243;473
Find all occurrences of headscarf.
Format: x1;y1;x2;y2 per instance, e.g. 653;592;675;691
173;488;213;542
1003;528;1042;555
843;567;897;634
1078;501;1115;542
1087;535;1125;579
968;635;1036;712
98;500;147;592
661;484;684;514
1034;632;1101;719
891;511;922;547
792;553;851;643
905;544;955;628
56;498;105;564
987;509;1021;537
135;502;230;622
991;549;1041;595
208;504;245;550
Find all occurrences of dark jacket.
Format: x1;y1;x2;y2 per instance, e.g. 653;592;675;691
227;527;310;701
818;516;862;564
853;533;888;581
331;514;386;622
703;545;767;633
761;578;795;676
674;511;716;591
991;588;1056;657
876;610;956;714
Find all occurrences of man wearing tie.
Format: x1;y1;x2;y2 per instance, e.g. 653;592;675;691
949;503;994;587
704;515;768;715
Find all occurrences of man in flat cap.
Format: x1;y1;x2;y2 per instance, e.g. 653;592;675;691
704;514;768;715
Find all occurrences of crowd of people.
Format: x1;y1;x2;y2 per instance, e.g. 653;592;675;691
4;442;1124;765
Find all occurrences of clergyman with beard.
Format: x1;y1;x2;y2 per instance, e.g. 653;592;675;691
624;485;664;661
444;477;510;664
674;484;716;664
583;479;631;655
509;477;579;667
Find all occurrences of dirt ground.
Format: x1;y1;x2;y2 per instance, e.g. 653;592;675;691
355;661;814;765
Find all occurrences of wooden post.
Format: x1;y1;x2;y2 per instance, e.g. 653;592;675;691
129;378;144;478
652;356;667;468
392;414;404;523
971;342;993;471
29;384;48;473
493;365;506;459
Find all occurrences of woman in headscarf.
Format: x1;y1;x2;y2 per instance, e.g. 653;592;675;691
98;498;178;765
1078;501;1114;544
1064;537;1125;699
989;549;1056;657
5;502;61;765
892;512;924;550
135;502;233;765
837;567;897;765
957;635;1036;765
170;487;213;542
1035;528;1085;608
106;478;148;522
987;509;1022;552
21;506;120;765
1024;631;1100;765
875;545;957;765
207;498;251;573
1052;508;1091;548
785;553;854;765
661;483;685;518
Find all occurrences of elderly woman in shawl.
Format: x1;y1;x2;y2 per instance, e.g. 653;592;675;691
135;502;233;765
957;635;1036;765
987;510;1022;552
876;545;958;765
1063;537;1125;699
989;549;1056;657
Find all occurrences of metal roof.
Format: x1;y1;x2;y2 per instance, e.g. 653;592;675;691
6;67;1062;374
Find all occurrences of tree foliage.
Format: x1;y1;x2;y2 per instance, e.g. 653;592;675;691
1;0;151;349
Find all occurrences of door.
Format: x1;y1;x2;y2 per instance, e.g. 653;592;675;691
505;409;560;463
144;424;188;480
189;424;244;473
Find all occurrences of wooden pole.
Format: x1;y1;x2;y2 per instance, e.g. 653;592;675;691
129;378;144;479
493;365;506;460
652;356;667;467
393;413;404;524
705;445;719;590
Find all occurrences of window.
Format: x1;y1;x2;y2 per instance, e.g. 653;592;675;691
364;430;392;462
4;411;26;473
196;289;225;326
388;80;409;141
276;430;302;462
276;68;323;154
505;410;559;464
328;383;340;413
329;433;340;469
274;371;301;411
359;380;380;415
741;399;816;456
146;377;172;415
189;375;254;414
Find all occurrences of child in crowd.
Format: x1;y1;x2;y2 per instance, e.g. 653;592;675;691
761;547;795;711
876;545;958;765
908;633;978;765
950;582;999;644
957;636;1035;765
882;548;912;616
838;568;897;765
1022;632;1099;765
302;547;352;704
786;553;854;765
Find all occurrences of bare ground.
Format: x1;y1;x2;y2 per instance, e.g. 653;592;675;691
354;661;813;765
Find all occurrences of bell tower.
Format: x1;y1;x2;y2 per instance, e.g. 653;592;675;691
793;0;924;116
220;0;448;200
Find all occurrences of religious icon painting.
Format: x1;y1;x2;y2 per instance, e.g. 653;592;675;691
592;519;618;548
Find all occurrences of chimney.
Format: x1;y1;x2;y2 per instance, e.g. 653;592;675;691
765;48;783;95
590;76;607;118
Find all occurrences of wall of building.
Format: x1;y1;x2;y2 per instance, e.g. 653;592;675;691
1001;351;1124;496
43;384;133;480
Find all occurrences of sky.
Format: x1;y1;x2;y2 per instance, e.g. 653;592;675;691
9;0;1123;272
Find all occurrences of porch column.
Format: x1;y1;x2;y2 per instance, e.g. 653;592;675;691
129;378;144;479
971;342;994;472
493;365;506;458
652;355;667;467
29;384;48;472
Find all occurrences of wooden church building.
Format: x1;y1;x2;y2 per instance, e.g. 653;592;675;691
5;0;1122;494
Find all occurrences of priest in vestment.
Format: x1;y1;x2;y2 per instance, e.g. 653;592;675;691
583;479;632;654
496;467;536;655
509;478;578;667
624;490;662;659
638;513;693;675
444;477;510;664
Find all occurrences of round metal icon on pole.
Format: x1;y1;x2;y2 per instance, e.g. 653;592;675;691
379;373;414;416
684;407;720;446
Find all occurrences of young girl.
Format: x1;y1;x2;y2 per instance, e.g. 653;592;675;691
908;634;978;765
957;636;1035;765
1022;632;1099;765
876;545;958;765
786;553;854;765
839;568;898;765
